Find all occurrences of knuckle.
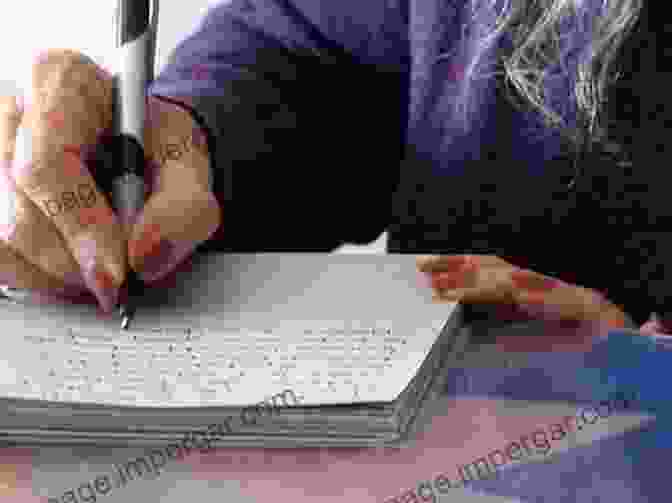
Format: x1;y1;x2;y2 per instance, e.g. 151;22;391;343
30;50;113;135
30;49;79;75
31;49;97;85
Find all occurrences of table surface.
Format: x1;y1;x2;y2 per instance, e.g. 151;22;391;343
2;324;667;503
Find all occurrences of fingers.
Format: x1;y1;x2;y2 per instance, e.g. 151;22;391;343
1;160;86;286
11;50;124;312
128;97;220;283
424;257;517;304
510;269;627;328
0;239;80;293
0;94;22;145
418;255;628;329
416;254;510;273
1;95;85;286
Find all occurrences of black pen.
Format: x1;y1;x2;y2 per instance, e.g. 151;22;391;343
112;0;160;329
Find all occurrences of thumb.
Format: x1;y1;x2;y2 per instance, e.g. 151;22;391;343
128;181;220;283
128;97;220;283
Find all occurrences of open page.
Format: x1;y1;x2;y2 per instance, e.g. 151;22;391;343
0;254;457;408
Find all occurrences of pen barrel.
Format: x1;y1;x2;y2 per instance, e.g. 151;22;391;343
112;170;146;231
115;0;153;147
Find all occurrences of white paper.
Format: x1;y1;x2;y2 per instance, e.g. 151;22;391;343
0;254;458;408
0;320;456;407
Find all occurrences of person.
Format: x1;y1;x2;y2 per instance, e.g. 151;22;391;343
0;0;667;334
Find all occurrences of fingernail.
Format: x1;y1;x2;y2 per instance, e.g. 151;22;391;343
417;271;433;288
14;93;24;114
62;146;89;178
136;239;196;283
129;223;162;264
94;65;113;81
87;267;119;312
76;237;119;312
432;272;466;290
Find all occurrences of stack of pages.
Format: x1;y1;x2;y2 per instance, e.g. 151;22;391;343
0;253;466;448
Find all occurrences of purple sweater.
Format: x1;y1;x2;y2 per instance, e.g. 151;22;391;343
147;0;669;325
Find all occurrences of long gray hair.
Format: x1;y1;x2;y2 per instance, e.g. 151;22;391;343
452;0;644;157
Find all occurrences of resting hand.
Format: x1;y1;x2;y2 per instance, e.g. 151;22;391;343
416;255;630;333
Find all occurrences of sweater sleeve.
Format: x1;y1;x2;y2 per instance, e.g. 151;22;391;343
147;0;410;252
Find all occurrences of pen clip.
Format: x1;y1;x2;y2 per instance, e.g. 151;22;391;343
147;0;160;81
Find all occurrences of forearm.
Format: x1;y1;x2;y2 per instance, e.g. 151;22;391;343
144;0;408;252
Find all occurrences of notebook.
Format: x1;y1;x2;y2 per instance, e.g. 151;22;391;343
0;253;466;448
